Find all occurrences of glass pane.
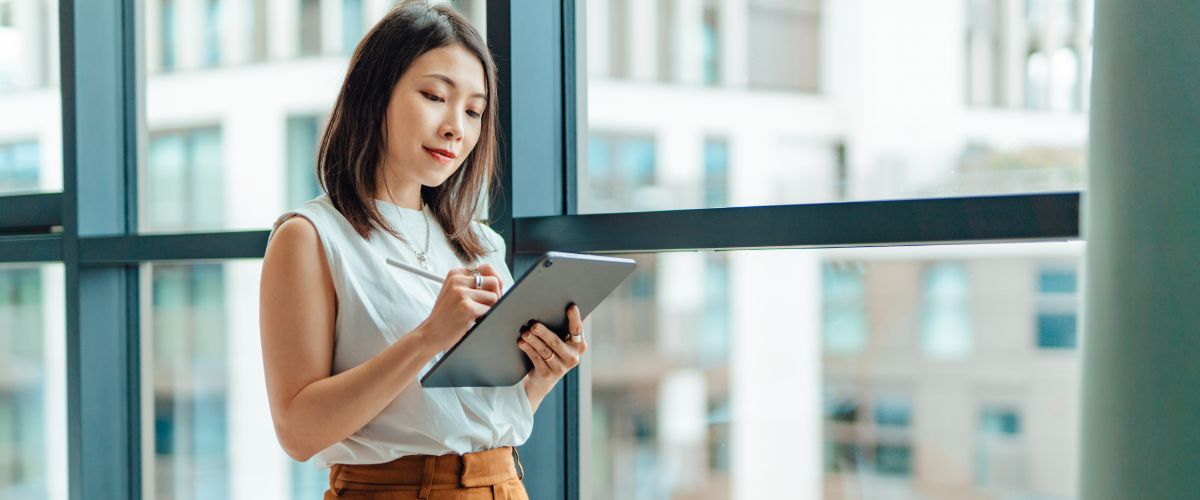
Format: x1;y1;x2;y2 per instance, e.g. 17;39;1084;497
0;0;62;195
140;0;487;233
585;243;1083;499
583;0;1093;214
0;263;67;500
144;261;330;499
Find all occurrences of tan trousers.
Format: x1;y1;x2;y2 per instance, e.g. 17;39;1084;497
323;446;528;499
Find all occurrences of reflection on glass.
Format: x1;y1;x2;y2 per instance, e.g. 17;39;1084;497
0;0;61;194
150;263;229;499
146;261;328;500
140;0;487;232
0;264;66;500
584;0;1093;213
587;244;1082;499
147;128;224;232
286;115;323;210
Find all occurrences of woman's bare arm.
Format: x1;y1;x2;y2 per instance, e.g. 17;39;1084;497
260;217;445;461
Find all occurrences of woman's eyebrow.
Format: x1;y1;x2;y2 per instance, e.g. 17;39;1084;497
421;74;486;99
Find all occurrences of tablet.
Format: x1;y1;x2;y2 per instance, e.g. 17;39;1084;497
420;251;637;388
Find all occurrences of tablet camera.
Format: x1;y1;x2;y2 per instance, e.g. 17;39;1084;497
543;259;554;268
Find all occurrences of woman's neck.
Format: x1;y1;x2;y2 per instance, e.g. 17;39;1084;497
376;167;424;211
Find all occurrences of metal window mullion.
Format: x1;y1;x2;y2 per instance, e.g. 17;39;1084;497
490;1;574;499
63;1;142;500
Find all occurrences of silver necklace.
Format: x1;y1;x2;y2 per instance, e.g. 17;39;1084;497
391;198;433;271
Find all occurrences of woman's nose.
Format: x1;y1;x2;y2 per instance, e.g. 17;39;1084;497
440;114;464;142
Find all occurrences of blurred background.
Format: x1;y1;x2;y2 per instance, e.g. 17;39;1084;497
0;0;1089;498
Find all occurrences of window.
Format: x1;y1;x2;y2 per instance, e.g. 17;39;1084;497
1036;266;1078;348
286;115;323;209
1025;50;1050;111
149;264;229;499
202;0;221;67
160;0;176;71
299;0;321;56
874;396;911;427
746;0;820;92
583;134;657;213
0;0;61;194
590;245;1082;498
873;444;912;476
966;0;1003;107
0;265;66;500
248;0;268;62
586;0;1093;213
342;0;364;54
1051;47;1080;112
975;406;1026;490
920;263;972;359
702;139;728;207
146;128;224;232
822;262;867;354
699;253;731;367
0;141;39;193
139;0;484;233
700;0;719;86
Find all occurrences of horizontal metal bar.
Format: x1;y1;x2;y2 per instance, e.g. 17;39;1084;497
0;234;64;262
514;192;1081;254
79;230;270;264
8;193;1077;264
0;192;64;232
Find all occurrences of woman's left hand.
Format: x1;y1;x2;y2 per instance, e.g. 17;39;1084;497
518;303;587;412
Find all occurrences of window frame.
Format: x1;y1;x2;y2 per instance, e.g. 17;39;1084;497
0;0;1083;499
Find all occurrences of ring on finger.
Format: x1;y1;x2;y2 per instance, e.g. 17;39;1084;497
570;328;585;343
472;272;483;289
539;349;554;360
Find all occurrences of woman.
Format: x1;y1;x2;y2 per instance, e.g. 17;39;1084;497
259;2;585;498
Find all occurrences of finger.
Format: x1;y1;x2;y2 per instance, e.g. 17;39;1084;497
475;262;500;279
530;323;578;366
475;263;504;296
451;275;502;300
520;334;564;373
517;339;550;372
523;326;564;371
460;288;501;306
566;303;583;336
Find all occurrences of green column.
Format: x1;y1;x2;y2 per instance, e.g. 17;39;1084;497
1081;1;1200;498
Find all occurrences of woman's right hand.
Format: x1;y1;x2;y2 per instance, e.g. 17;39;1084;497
416;263;504;352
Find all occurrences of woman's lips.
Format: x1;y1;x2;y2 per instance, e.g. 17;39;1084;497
424;147;455;165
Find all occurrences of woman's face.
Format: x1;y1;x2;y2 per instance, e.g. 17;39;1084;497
383;44;487;188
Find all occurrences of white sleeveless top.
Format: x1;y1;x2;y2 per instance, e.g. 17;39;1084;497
269;194;533;467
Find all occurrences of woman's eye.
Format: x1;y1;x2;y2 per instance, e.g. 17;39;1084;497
466;110;481;119
421;92;444;103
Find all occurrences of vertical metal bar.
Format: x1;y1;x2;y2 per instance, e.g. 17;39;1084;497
491;0;573;498
559;2;581;499
63;0;142;499
487;0;514;261
58;0;80;497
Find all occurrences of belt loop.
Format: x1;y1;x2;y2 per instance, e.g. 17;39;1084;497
328;464;345;496
511;446;524;481
418;456;436;499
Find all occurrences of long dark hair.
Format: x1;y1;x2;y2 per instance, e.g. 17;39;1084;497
318;0;500;264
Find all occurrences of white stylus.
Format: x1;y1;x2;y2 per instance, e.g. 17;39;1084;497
384;257;445;284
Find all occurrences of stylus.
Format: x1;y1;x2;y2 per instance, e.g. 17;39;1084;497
384;257;445;284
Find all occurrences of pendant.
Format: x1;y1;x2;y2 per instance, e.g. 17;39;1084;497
417;254;430;271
